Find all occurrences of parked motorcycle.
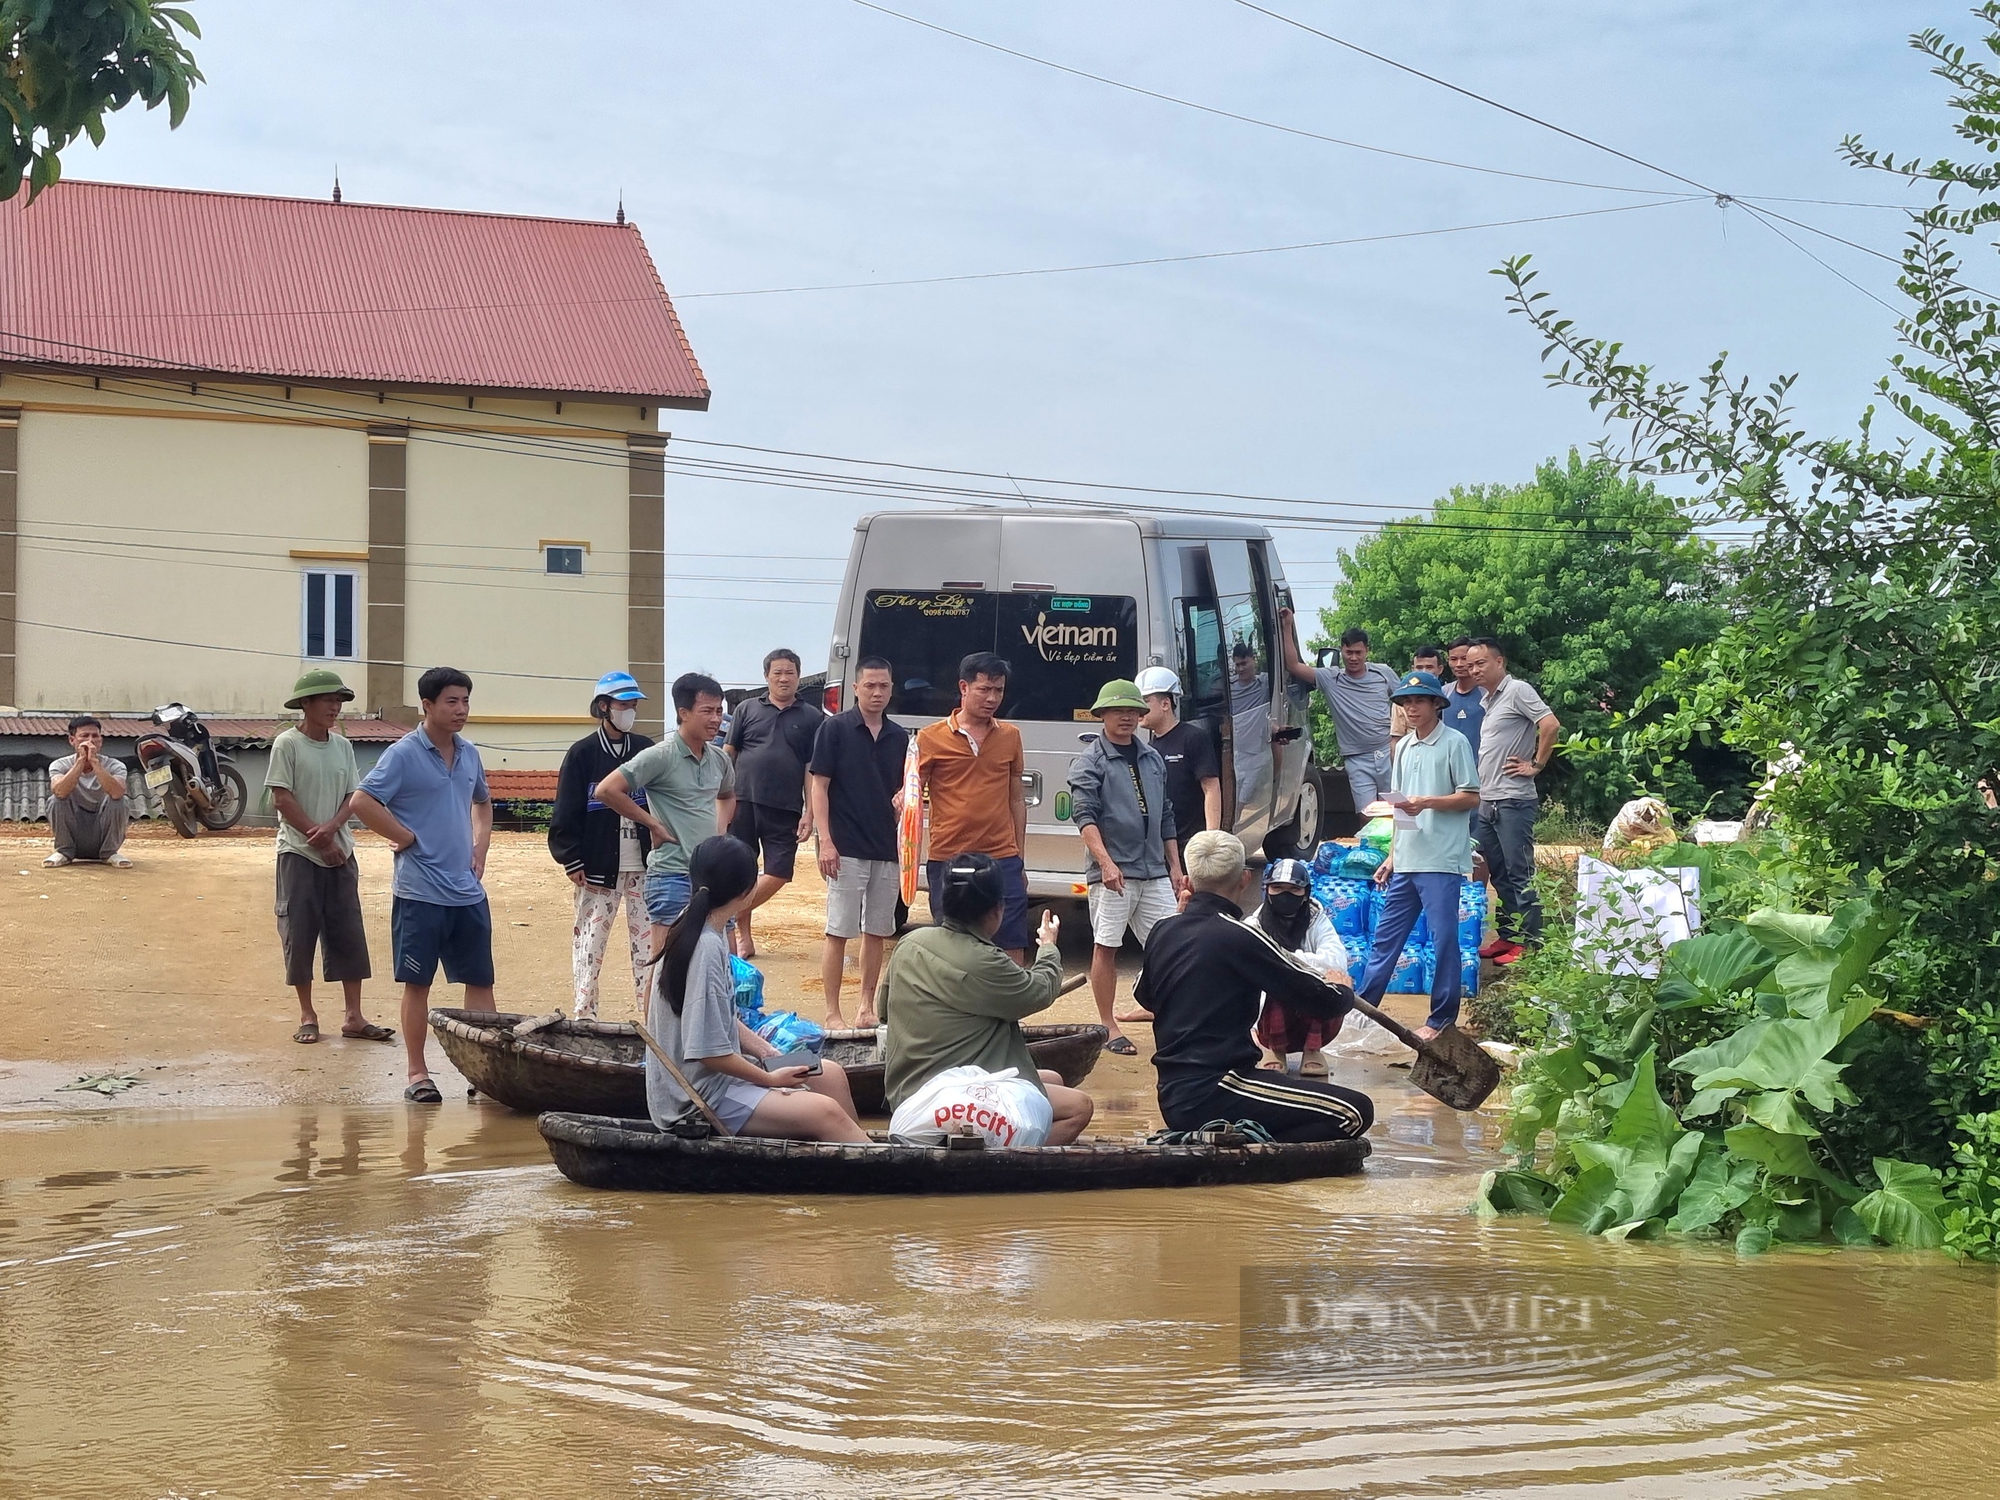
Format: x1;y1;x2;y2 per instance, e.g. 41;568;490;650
134;703;248;837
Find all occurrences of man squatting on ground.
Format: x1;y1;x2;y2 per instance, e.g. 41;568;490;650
1277;611;1400;812
266;668;392;1046
1359;670;1481;1040
349;667;495;1103
878;853;1094;1145
44;715;132;868
549;671;656;1019
1136;831;1373;1141
1468;639;1560;960
595;671;737;955
808;654;909;1028
916;652;1032;965
725;647;824;960
1069;678;1186;1058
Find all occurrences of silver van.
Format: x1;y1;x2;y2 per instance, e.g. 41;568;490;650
822;509;1334;900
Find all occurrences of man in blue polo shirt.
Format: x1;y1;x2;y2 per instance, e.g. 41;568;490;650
1357;670;1480;1039
351;666;494;1103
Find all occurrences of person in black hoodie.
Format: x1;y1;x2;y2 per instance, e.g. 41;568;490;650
1134;830;1373;1141
550;671;657;1017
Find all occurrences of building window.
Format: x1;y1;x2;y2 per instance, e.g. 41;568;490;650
544;545;585;576
303;570;357;659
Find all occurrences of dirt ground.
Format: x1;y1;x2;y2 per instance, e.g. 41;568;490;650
6;823;1429;1120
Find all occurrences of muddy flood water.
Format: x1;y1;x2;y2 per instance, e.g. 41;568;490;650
5;1095;2000;1498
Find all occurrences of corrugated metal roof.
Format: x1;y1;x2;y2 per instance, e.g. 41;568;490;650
0;180;709;406
0;714;408;742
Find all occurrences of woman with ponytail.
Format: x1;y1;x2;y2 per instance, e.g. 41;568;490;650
645;835;868;1142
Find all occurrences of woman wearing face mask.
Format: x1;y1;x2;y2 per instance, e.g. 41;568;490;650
1250;858;1352;1077
549;671;658;1018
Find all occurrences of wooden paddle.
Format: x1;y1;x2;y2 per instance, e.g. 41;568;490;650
633;1020;734;1138
1342;994;1501;1112
1057;971;1088;998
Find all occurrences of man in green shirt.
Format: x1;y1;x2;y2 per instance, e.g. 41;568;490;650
596;671;738;954
878;853;1094;1144
266;669;392;1047
1355;671;1480;1039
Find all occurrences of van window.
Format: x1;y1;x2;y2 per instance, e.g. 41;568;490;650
858;588;1137;722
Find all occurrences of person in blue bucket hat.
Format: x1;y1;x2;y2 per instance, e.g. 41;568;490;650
549;671;657;1017
1354;670;1481;1039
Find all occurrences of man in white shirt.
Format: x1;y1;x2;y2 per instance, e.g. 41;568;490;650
45;716;131;868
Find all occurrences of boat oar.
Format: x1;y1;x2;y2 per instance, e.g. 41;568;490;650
1058;971;1088;997
633;1020;734;1138
1342;993;1501;1111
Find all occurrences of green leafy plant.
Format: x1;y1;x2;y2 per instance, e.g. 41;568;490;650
1;0;202;200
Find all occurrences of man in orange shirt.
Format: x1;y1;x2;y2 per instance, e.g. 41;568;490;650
916;651;1031;964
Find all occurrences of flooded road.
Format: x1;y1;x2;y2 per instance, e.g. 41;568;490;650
4;1100;1998;1498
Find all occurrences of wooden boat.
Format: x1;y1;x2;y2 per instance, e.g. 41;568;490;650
537;1112;1371;1195
428;1009;1109;1119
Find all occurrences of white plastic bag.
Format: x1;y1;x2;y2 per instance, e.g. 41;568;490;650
888;1065;1053;1149
1572;855;1700;978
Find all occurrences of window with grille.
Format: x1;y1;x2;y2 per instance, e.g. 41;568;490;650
303;570;357;659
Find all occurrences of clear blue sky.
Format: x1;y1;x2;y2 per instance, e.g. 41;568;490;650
78;0;1969;680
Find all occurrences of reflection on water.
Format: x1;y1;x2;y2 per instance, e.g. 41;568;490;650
3;1103;1998;1498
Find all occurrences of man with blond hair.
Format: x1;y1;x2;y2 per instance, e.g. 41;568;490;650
1133;831;1373;1141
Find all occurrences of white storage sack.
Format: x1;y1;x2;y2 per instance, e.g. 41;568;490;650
888;1065;1053;1149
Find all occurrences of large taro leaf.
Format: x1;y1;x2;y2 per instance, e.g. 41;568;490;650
1665;1142;1759;1233
1724;1122;1826;1182
1744;900;1897;1028
1743;909;1835;957
1743;1090;1821;1137
1550;1048;1704;1231
1688;1011;1846;1120
1476;1169;1563;1216
1852;1158;1947;1249
1656;928;1777;1009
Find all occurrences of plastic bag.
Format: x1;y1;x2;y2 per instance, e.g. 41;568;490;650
730;955;767;1025
1457;880;1487;960
1339;844;1387;880
1310;840;1345;876
754;1010;826;1055
1603;796;1676;854
1314;876;1375;940
888;1065;1053;1148
1357;816;1394;852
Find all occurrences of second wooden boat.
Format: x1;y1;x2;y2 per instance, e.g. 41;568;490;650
429;1008;1109;1118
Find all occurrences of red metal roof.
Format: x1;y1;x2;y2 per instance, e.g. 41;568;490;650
0;714;408;743
486;769;559;801
0;180;709;407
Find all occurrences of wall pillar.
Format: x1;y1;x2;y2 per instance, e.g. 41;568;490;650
0;407;18;709
367;425;410;719
628;433;668;740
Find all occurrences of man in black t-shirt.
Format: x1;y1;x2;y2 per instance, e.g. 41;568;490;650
1137;666;1222;857
807;656;910;1027
726;648;826;958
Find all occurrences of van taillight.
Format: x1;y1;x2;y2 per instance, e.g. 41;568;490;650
823;684;841;714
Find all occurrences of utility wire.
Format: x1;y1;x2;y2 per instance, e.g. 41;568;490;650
848;0;1677;196
677;198;1701;297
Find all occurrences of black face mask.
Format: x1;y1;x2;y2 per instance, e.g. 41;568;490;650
1265;890;1308;920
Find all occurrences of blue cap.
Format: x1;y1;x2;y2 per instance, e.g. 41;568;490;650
1390;669;1447;701
592;670;646;702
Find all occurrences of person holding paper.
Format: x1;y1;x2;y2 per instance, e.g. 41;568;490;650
1356;671;1481;1040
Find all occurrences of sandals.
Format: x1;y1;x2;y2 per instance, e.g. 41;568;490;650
1106;1035;1140;1057
404;1078;443;1104
341;1022;397;1042
293;1022;320;1044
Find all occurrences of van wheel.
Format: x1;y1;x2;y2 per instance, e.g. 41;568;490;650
1271;765;1325;861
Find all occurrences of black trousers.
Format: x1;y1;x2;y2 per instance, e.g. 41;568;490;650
1165;1068;1374;1142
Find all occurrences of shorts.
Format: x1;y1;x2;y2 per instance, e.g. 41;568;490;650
391;895;494;989
1087;876;1177;949
644;869;693;926
730;799;799;880
928;854;1031;952
826;855;900;939
710;1076;772;1134
275;851;371;986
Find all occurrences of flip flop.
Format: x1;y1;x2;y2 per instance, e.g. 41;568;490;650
293;1022;320;1044
341;1023;397;1042
404;1078;443;1104
1106;1036;1140;1057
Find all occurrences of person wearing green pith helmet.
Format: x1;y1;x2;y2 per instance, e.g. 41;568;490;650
1069;678;1185;1056
266;667;393;1048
